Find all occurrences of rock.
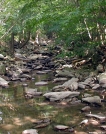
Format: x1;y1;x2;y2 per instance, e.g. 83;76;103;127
28;54;42;60
52;85;64;92
22;129;38;134
88;119;100;125
0;54;4;60
82;96;101;105
81;106;91;112
54;125;69;130
78;82;86;89
97;72;106;87
15;53;28;61
73;131;87;134
25;88;38;94
84;77;93;85
55;70;74;78
0;77;9;87
33;118;51;124
91;84;100;90
86;113;106;121
34;122;50;128
97;64;104;73
10;71;20;81
62;64;73;68
63;78;79;90
100;125;106;130
79;119;89;125
83;93;92;98
23;86;42;98
43;91;80;101
21;69;31;73
35;81;48;86
36;71;48;74
20;74;31;79
53;77;68;82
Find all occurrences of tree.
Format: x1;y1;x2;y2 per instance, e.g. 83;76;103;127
0;0;106;58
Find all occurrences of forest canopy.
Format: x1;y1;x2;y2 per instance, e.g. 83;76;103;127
0;0;106;57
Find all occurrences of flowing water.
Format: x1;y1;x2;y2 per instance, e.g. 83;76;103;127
0;71;106;134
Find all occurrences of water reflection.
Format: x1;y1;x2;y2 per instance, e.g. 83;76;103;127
0;72;106;134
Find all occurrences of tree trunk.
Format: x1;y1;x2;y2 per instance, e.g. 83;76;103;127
10;32;14;57
20;31;30;49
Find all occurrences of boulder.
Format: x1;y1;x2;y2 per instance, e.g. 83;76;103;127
43;91;80;101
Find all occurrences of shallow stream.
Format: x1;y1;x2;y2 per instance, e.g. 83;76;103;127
0;71;106;134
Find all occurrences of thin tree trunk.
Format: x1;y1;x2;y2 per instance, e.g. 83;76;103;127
84;18;92;40
10;32;14;57
20;31;30;49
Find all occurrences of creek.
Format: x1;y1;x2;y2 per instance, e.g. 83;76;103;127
0;69;106;134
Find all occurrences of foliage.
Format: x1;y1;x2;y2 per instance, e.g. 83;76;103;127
0;0;106;58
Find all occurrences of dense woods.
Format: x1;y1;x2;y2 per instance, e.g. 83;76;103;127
0;0;106;59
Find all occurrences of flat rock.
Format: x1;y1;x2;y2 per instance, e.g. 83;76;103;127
53;77;68;82
22;129;38;134
35;81;48;86
86;113;106;121
82;96;101;105
55;70;74;78
91;84;100;89
43;91;80;101
25;88;38;94
54;125;69;130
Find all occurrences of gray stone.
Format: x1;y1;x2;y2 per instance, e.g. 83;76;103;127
35;81;48;86
54;125;69;130
43;91;80;101
55;70;74;78
0;54;4;60
63;78;78;90
82;96;101;105
0;77;9;87
78;82;86;89
53;77;67;82
22;129;38;134
97;72;106;87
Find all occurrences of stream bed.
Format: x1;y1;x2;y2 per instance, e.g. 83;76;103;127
0;70;106;134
